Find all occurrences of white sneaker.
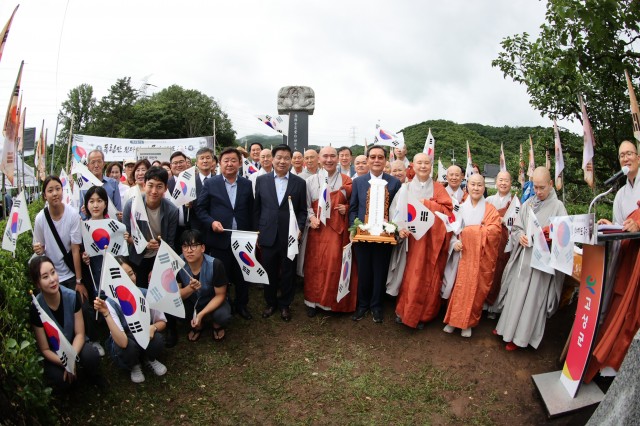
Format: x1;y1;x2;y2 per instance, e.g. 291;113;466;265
443;324;455;334
92;341;105;357
145;359;167;376
461;328;472;338
130;364;145;383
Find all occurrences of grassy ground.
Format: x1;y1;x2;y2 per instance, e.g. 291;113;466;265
57;284;592;426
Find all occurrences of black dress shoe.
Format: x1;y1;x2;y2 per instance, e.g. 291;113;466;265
237;306;253;320
280;307;291;322
306;306;317;318
262;306;277;318
165;327;178;348
351;308;367;321
372;310;383;323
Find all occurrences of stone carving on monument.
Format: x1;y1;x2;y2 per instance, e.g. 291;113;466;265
277;86;315;153
277;86;315;114
353;178;397;245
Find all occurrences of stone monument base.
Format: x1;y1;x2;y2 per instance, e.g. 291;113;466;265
531;371;604;418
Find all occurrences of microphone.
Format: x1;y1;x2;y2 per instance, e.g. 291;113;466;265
604;166;630;187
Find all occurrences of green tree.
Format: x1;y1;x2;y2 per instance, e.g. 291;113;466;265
90;77;138;138
492;0;640;180
132;85;236;148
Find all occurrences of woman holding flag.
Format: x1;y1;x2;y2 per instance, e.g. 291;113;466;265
93;256;168;384
29;256;102;391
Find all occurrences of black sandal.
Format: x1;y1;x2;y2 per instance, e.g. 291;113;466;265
187;328;202;342
212;326;225;342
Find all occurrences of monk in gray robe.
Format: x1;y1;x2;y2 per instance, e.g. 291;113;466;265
494;167;566;351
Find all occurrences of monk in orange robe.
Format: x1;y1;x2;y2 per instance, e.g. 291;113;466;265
485;171;513;309
303;146;357;315
585;140;640;382
394;153;452;329
443;174;502;337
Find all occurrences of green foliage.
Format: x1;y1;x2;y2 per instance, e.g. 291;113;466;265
492;0;640;178
49;78;237;175
235;134;285;150
0;199;56;424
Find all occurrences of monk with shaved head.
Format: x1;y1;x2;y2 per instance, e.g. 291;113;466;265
485;171;513;315
494;166;567;351
392;153;453;329
446;165;466;203
441;174;502;337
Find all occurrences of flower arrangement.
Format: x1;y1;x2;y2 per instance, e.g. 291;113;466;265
349;218;398;238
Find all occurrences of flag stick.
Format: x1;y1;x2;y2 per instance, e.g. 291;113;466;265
64;115;75;173
95;245;109;321
222;229;259;234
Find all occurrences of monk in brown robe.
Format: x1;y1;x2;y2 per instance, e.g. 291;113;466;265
303;146;357;316
443;174;502;337
585;140;640;382
394;153;452;329
485;171;513;311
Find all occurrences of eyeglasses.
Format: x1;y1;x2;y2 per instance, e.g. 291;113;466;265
619;151;637;160
368;155;386;160
181;243;202;251
171;160;186;166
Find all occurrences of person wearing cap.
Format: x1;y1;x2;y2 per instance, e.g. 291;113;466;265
123;158;136;187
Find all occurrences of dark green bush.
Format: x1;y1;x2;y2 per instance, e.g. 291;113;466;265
0;198;56;425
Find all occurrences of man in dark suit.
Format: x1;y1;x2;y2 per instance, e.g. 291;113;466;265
189;147;217;236
196;147;255;320
349;145;402;323
254;144;307;322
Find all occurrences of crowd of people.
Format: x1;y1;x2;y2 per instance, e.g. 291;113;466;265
28;140;640;392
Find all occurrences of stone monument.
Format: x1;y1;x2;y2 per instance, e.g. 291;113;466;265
277;86;315;153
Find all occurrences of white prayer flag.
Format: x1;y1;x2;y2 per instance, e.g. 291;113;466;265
549;216;574;275
423;128;435;161
499;143;507;173
406;191;435;240
437;158;446;183
81;219;128;257
2;191;31;254
553;120;564;190
580;95;595;188
70;160;103;190
527;208;555;274
287;197;299;260
242;157;259;176
373;123;403;148
147;240;185;318
464;141;473;181
317;169;331;225
59;169;73;205
102;253;150;349
527;135;536;179
31;293;77;375
169;166;197;207
230;231;269;284
256;114;289;136
337;243;353;303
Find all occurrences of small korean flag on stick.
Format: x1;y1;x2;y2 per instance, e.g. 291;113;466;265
337;243;353;303
287;196;299;260
30;291;77;375
102;253;150;349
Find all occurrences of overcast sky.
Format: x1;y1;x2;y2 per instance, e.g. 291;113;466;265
0;1;577;148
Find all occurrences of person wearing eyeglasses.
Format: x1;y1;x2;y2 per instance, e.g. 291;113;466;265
348;145;401;324
585;140;640;383
177;230;231;342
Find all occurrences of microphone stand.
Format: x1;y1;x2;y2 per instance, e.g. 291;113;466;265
588;187;614;244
